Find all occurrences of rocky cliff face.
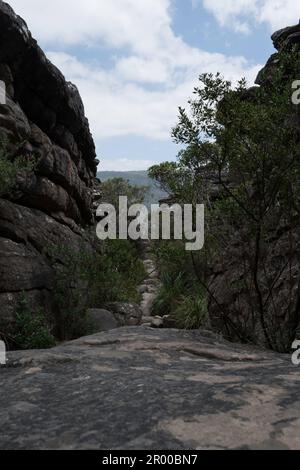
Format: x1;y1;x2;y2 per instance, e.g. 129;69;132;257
0;1;98;330
208;24;300;350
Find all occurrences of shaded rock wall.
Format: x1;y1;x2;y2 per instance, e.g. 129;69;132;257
0;1;98;329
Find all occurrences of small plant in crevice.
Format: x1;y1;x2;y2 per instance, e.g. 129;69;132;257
0;138;38;198
13;296;56;350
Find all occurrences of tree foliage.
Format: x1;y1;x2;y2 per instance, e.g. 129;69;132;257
101;177;149;207
149;51;300;351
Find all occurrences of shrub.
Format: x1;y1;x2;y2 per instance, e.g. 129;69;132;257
102;239;146;302
13;297;56;350
152;240;191;277
49;238;146;340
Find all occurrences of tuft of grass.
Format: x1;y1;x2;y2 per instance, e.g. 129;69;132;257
151;271;189;317
173;293;208;330
151;259;208;330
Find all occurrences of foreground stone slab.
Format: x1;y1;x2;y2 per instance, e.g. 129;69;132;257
0;327;299;450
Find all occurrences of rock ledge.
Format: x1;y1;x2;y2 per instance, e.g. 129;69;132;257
0;327;299;450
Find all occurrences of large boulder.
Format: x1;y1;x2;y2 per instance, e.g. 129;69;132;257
256;22;300;86
86;309;118;333
272;23;300;51
104;302;143;326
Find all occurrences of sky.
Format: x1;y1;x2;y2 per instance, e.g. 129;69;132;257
7;0;300;171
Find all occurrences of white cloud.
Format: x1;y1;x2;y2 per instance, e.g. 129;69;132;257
202;0;256;33
258;1;300;31
201;0;300;33
48;50;261;141
8;0;173;54
9;0;261;143
116;57;169;84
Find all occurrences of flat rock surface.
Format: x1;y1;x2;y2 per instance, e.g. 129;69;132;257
0;327;299;450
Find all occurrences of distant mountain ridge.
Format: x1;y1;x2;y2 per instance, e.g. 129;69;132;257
98;170;168;205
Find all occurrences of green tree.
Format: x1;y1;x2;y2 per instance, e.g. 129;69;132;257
149;51;300;351
101;177;149;207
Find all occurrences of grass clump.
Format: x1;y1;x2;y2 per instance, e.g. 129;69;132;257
151;240;208;330
152;271;188;317
173;293;208;330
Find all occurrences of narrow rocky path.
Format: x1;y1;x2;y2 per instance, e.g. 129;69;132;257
137;241;161;326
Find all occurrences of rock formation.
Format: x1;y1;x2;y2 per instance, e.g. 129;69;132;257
0;326;299;450
0;1;98;330
256;23;300;86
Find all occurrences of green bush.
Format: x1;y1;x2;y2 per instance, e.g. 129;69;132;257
50;238;146;340
152;240;191;277
102;239;146;302
13;297;56;350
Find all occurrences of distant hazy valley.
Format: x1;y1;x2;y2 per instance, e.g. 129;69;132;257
98;170;168;205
